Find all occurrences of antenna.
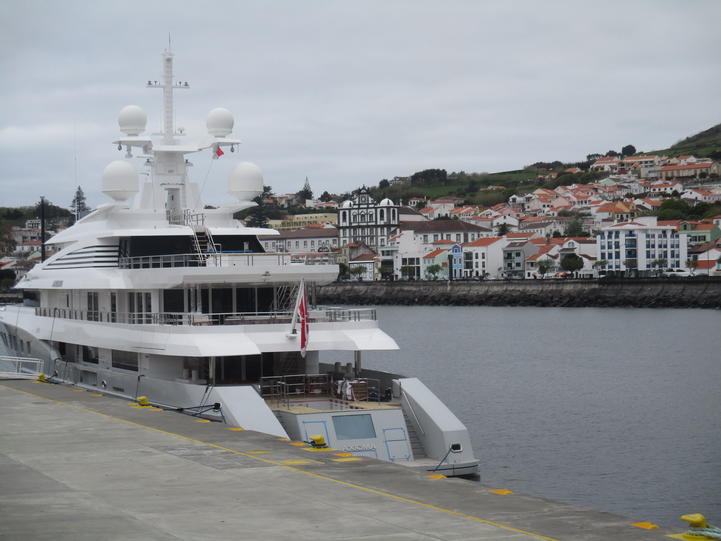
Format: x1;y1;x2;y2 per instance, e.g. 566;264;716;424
168;32;171;52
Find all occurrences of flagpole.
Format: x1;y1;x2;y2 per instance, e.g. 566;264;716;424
288;278;304;335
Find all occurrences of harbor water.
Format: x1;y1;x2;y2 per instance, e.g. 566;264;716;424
338;306;721;528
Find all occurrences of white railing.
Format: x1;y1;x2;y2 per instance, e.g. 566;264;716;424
118;252;339;269
34;307;377;326
0;355;44;379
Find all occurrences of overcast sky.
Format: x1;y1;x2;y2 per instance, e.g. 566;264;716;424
1;0;720;209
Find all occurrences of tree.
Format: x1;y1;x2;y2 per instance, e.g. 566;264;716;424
651;258;668;276
497;223;509;236
537;260;553;278
605;150;619;157
425;264;442;280
337;262;349;281
623;258;637;277
565;217;585;237
319;191;332;202
686;258;698;276
297;177;313;201
242;185;274;228
400;265;416;280
621;144;637;157
70;186;89;220
378;179;390;189
560;254;583;274
349;265;366;281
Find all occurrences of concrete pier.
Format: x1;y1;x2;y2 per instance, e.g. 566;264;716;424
0;379;681;540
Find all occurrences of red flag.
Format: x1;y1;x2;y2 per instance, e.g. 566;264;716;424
215;145;224;157
298;282;309;357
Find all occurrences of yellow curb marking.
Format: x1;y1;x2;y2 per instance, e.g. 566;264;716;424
247;450;269;454
277;437;290;441
281;460;314;465
195;419;211;423
303;447;336;452
631;522;659;530
333;457;362;462
334;452;353;457
0;383;559;541
228;427;245;431
290;442;307;446
425;474;446;479
490;489;513;495
89;393;103;397
72;389;86;392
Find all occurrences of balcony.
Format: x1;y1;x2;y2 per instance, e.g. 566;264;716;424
34;306;376;326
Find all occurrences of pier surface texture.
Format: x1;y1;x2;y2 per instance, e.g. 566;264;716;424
0;380;679;541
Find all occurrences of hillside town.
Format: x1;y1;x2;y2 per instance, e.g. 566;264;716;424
2;154;721;286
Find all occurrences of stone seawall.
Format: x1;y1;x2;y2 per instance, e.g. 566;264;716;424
316;278;721;309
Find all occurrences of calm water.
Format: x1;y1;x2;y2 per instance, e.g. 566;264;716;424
337;306;721;528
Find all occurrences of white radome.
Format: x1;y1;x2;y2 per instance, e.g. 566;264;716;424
207;107;234;137
379;198;394;207
102;160;139;201
228;162;263;201
340;200;354;209
118;105;147;136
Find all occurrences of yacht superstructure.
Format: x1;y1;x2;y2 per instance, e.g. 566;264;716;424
0;48;478;476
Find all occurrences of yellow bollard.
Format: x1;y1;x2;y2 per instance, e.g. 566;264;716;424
309;434;327;448
136;395;149;407
669;514;715;540
36;373;46;383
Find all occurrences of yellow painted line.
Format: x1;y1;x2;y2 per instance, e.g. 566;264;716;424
289;442;307;446
73;389;86;392
425;474;446;479
146;408;163;412
303;447;335;452
282;460;314;465
247;450;269;454
489;489;513;495
333;457;362;462
334;452;353;457
195;419;211;423
89;393;103;397
228;427;245;431
277;437;290;441
632;522;659;530
666;534;693;539
0;383;559;541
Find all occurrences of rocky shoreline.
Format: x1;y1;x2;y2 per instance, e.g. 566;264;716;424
316;278;721;309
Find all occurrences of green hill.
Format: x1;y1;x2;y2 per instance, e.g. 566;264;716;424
650;122;721;158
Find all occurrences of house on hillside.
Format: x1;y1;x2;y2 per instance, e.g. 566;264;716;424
461;237;506;279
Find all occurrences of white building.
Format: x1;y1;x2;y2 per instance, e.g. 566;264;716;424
338;189;399;250
460;237;506;279
596;216;688;273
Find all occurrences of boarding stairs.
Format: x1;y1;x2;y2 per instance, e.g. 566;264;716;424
403;411;427;459
191;227;218;264
0;356;44;380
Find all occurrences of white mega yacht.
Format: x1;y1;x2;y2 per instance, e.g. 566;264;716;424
0;48;478;477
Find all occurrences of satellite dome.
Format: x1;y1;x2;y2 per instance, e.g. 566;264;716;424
207;107;234;137
102;160;138;201
228;162;263;201
379;198;394;207
118;105;147;136
340;200;354;209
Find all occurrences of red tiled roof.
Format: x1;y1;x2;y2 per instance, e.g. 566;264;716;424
423;248;447;259
463;236;503;248
661;164;711;171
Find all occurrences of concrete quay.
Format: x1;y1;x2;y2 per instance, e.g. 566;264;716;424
0;379;682;541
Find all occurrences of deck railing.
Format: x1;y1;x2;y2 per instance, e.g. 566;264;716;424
118;252;338;269
34;306;376;326
0;355;44;379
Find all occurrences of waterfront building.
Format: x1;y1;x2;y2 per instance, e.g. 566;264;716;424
267;213;337;230
337;189;399;251
596;216;688;273
502;241;537;279
461;237;505;279
259;226;339;254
